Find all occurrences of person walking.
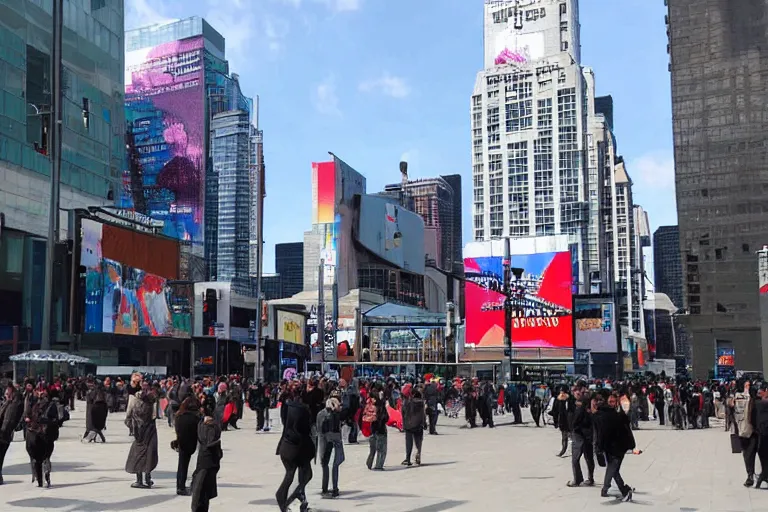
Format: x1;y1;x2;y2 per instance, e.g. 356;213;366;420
125;382;159;489
83;381;108;443
190;398;223;512
594;393;634;502
424;379;440;435
552;387;571;457
365;387;389;471
567;388;595;488
753;383;768;489
401;386;426;466
316;396;345;498
275;387;314;512
173;397;199;496
731;380;758;487
0;384;24;485
24;386;59;488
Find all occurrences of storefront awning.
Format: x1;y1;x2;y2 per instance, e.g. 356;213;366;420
363;303;446;326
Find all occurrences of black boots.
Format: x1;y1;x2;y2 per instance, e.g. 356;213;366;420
755;474;767;489
131;473;152;489
745;474;755;487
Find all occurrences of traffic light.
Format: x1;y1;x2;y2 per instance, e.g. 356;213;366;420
203;288;218;336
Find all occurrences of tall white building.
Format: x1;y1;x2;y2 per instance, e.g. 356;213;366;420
471;0;589;290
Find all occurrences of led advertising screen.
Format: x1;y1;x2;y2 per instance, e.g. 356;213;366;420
574;299;616;354
464;251;572;348
276;310;306;345
121;36;206;243
80;218;191;338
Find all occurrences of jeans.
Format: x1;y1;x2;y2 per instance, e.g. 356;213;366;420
177;450;193;491
603;454;628;494
366;433;387;469
405;430;423;462
321;439;344;492
276;458;312;509
741;434;758;477
571;434;594;483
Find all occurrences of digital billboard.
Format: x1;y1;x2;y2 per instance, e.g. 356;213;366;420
80;218;191;338
574;299;616;354
357;195;426;274
121;36;206;244
464;251;572;348
276;310;306;345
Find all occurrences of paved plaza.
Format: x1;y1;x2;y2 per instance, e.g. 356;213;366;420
1;404;766;511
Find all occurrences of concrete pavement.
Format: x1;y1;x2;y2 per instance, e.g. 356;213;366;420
0;404;765;511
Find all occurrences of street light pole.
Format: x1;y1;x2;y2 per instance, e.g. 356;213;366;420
41;0;63;356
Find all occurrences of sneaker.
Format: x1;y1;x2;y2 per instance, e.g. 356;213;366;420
331;489;339;498
600;490;610;498
566;481;582;488
584;479;595;487
401;460;412;466
320;490;330;497
415;454;421;466
177;488;191;496
621;487;634;502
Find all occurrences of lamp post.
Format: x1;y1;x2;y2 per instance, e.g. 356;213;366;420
502;237;525;381
41;0;63;364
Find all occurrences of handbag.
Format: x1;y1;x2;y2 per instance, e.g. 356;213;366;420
730;420;742;454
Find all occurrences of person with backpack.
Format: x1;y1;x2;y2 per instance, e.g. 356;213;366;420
364;385;389;471
316;395;344;498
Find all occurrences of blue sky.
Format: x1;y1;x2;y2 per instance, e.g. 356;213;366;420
127;0;675;277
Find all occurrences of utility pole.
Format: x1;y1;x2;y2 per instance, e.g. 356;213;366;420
317;260;326;370
502;237;525;382
41;0;63;356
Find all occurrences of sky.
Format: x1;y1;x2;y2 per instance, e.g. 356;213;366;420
125;0;676;278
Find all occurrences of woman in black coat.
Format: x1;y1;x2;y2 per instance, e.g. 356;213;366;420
24;387;59;488
190;399;223;512
275;388;314;512
84;383;109;443
173;397;200;495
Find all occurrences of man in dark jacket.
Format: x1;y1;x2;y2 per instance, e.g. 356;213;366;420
552;388;572;457
424;380;440;435
275;391;314;512
174;397;200;496
567;388;594;487
593;394;634;502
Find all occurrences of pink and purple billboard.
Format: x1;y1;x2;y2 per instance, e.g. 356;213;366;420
121;36;205;243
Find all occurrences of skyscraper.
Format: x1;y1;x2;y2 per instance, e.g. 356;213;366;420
653;226;683;309
383;174;462;274
211;110;251;282
0;0;124;343
471;0;589;290
276;242;304;298
123;17;258;285
666;1;768;376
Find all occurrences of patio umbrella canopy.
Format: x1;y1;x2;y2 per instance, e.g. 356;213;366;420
9;350;92;366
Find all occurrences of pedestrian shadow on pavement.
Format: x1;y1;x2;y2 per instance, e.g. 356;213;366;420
218;483;263;489
2;461;94;475
334;490;419;500
7;494;176;511
407;500;468;512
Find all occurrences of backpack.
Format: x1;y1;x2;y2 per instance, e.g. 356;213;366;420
362;399;377;424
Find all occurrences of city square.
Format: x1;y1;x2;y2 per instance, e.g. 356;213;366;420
0;405;763;512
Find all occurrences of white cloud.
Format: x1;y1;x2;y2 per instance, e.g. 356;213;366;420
630;152;675;189
313;76;341;116
125;0;177;30
264;17;290;54
272;0;361;11
359;73;411;99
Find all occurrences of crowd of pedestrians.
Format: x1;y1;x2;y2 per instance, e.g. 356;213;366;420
1;372;767;510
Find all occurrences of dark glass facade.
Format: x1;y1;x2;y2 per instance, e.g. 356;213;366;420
667;0;768;377
275;242;304;298
653;226;683;310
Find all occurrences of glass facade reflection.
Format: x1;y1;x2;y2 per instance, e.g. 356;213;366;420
0;0;125;198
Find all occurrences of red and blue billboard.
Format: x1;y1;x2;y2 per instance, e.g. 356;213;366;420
464;251;573;348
